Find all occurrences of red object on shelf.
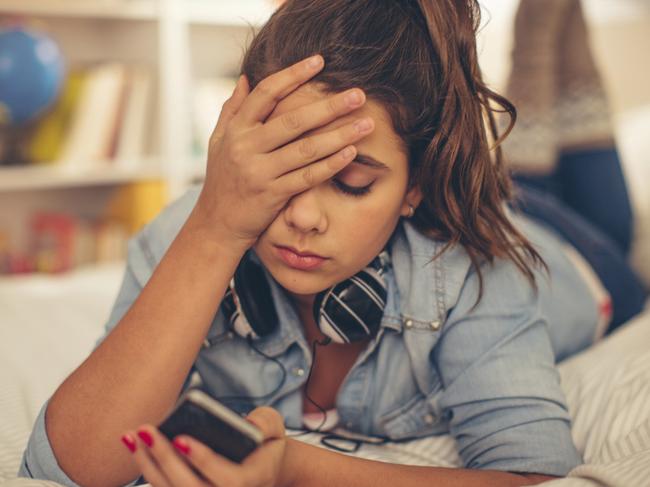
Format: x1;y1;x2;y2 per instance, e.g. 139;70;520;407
31;212;76;273
7;253;35;274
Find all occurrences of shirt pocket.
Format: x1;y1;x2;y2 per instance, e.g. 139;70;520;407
377;390;448;440
196;332;270;409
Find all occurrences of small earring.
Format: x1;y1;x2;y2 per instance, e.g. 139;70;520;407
407;205;415;218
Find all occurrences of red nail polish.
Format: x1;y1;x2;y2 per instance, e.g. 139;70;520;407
121;434;137;453
137;430;154;448
173;437;191;455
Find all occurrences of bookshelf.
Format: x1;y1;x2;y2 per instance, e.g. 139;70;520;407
0;0;274;274
0;164;164;192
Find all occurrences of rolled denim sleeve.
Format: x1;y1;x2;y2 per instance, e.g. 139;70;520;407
432;259;582;476
18;399;142;487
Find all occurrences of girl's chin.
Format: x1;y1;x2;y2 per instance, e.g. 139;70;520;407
269;269;333;296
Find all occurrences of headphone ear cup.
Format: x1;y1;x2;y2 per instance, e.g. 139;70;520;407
223;250;279;338
313;263;388;344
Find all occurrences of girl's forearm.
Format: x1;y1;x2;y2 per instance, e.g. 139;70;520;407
46;210;247;487
283;439;558;487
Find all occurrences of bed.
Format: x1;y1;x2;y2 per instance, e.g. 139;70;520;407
0;262;649;487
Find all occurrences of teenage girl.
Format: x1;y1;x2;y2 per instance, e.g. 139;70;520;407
19;1;647;486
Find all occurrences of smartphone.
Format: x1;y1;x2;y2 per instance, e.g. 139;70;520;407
158;389;264;463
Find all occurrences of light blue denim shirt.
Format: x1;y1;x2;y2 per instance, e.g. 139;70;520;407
19;185;600;484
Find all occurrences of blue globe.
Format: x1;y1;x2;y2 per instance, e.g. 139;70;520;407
0;27;65;126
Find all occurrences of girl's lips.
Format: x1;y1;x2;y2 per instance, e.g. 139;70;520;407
275;246;328;270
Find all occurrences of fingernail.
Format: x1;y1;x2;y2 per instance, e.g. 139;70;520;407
173;437;191;456
354;118;372;133
121;434;137;453
341;146;355;159
137;430;154;448
307;55;323;69
345;90;363;107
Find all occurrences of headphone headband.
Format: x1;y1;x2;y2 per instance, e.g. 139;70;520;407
221;250;391;344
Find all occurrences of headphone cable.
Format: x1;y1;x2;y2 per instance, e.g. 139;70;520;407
210;334;288;406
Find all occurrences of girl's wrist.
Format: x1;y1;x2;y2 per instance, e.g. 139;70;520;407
185;205;254;258
278;439;305;487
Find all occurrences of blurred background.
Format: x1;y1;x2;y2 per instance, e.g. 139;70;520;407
0;0;647;283
0;2;648;449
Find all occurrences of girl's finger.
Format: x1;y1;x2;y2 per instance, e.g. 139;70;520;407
211;75;250;140
133;426;207;487
251;88;367;153
270;116;374;178
244;406;286;440
235;55;325;125
122;430;173;487
173;435;245;487
274;145;357;196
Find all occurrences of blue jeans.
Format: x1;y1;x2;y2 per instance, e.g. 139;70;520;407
512;182;647;332
514;148;634;255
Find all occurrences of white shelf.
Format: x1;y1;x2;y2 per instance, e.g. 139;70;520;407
0;163;165;192
186;1;275;27
0;0;158;21
0;0;277;26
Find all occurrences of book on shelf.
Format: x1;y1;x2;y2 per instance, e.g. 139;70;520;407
105;180;168;234
26;70;86;164
25;62;153;171
114;68;152;169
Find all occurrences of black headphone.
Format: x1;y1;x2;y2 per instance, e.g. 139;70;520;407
205;248;393;446
220;248;391;345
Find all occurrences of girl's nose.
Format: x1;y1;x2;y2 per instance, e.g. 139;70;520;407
282;189;328;234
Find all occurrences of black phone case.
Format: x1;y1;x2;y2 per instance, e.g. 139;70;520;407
159;399;260;463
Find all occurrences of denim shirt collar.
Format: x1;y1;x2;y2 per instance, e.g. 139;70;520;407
245;220;454;357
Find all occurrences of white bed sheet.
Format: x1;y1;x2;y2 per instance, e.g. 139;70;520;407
1;263;650;487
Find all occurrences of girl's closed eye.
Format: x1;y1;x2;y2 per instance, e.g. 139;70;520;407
332;178;374;197
331;162;376;197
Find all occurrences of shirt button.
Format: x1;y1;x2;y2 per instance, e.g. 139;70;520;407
292;367;305;377
404;319;414;329
423;413;436;425
430;321;441;331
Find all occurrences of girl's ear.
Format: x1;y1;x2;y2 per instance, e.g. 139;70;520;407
402;185;423;214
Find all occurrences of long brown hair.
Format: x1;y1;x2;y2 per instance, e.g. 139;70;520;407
241;0;545;299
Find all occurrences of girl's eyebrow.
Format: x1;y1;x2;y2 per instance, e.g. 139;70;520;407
353;154;391;171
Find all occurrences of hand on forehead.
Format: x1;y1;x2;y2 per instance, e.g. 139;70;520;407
267;82;404;156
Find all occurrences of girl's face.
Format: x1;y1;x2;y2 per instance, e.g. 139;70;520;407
253;83;421;307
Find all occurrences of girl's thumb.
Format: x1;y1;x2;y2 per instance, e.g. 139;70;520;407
230;74;250;111
212;75;249;139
